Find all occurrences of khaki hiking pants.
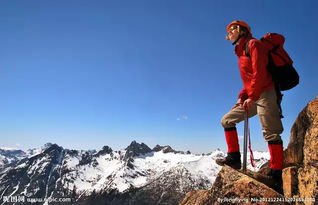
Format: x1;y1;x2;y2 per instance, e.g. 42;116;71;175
221;89;283;142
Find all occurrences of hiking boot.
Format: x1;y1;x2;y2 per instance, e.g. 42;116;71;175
268;169;283;194
256;168;283;194
216;152;241;169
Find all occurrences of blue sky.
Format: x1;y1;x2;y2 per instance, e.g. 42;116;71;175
0;0;317;153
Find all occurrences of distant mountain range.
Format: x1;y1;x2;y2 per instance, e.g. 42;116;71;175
0;141;269;205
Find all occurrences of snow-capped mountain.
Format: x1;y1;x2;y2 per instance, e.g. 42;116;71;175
0;147;27;171
0;141;269;205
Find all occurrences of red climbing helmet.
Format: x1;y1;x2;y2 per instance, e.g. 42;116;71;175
226;20;251;33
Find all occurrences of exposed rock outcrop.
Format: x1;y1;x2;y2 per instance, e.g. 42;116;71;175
180;96;318;205
282;96;318;204
180;166;286;205
95;146;113;157
152;145;191;154
124;140;152;160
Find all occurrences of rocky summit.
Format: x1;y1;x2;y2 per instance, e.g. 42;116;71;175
179;96;318;205
180;166;286;205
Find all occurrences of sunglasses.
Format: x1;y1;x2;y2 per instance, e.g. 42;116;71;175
225;25;239;39
227;25;239;32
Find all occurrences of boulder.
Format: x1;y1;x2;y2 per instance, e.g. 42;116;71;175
179;166;286;205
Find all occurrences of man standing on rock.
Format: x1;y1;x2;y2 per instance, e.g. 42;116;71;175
216;20;284;187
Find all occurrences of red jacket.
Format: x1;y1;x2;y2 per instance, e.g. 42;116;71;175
235;36;274;101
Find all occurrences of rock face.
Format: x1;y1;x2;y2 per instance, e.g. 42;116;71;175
180;96;318;205
282;96;318;204
124;141;152;160
180;166;286;205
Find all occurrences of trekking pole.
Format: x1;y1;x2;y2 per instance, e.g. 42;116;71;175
243;111;248;173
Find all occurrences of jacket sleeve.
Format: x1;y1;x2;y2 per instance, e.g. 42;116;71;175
248;40;269;101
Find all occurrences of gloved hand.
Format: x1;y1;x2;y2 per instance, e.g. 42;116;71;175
243;98;255;110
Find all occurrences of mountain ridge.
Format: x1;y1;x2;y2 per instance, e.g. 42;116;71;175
0;141;269;205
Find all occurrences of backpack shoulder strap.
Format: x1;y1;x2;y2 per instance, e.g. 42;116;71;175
244;39;254;57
